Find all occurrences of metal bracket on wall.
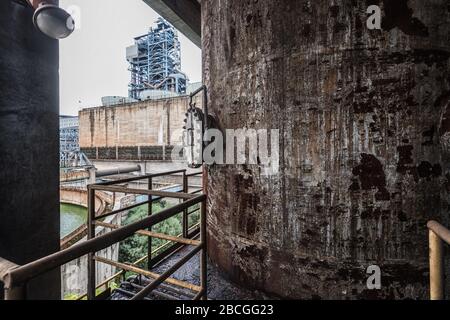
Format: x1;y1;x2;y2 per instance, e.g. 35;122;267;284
183;85;218;168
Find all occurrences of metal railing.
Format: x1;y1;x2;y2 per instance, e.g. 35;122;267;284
427;220;450;300
0;169;207;300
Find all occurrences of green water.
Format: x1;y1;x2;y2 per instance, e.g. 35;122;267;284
60;203;87;238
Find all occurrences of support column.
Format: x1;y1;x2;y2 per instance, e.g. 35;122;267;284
203;0;450;299
0;0;61;299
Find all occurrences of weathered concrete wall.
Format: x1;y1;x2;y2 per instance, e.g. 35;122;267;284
81;145;175;161
0;0;60;299
60;187;105;214
61;212;121;299
79;96;201;149
203;0;450;299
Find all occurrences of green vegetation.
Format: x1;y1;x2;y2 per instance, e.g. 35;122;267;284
118;201;200;266
63;282;119;300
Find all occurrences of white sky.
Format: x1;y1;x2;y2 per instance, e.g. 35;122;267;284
59;0;202;116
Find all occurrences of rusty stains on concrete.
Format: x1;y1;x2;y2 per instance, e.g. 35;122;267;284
352;153;390;201
203;0;450;299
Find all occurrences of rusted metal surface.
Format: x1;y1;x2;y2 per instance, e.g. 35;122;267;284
427;220;450;245
427;220;449;300
0;257;24;300
131;245;203;300
428;228;444;300
76;223;201;300
2;195;204;285
94;220;201;246
94;256;202;292
203;0;450;299
1;170;206;300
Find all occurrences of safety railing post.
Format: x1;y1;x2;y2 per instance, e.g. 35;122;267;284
182;171;188;238
4;282;26;300
429;229;444;300
200;197;207;300
1;257;25;300
87;186;96;300
147;177;153;270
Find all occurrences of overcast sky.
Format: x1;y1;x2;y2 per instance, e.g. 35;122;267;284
59;0;202;116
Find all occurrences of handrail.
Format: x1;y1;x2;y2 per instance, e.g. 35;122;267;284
185;171;203;177
0;257;23;300
427;221;450;245
95;169;186;186
1;168;206;300
427;220;449;300
4;195;204;287
75;222;201;300
90;185;194;200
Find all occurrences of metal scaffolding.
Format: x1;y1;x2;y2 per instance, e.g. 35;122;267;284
59;116;80;167
127;18;187;100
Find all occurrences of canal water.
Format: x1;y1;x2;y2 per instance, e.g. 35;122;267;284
60;203;87;238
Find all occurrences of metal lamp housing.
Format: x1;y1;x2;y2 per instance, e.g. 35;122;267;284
33;4;75;39
183;108;204;168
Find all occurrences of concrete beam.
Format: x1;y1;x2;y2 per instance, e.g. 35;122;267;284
142;0;201;48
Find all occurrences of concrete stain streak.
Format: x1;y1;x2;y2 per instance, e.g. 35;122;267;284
203;0;450;299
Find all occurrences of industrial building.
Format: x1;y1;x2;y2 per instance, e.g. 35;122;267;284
78;95;201;161
127;18;187;100
59;115;80;168
59;115;79;153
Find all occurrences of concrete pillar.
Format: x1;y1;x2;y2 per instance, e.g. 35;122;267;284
0;0;61;299
203;0;450;299
88;167;97;185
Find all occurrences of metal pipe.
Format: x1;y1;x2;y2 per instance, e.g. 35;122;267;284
6;195;206;286
429;229;444;300
87;186;96;300
132;244;203;300
95;165;141;178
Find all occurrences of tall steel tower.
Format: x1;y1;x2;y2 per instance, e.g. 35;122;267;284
127;18;187;100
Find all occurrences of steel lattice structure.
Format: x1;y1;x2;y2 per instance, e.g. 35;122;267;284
127;18;187;100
